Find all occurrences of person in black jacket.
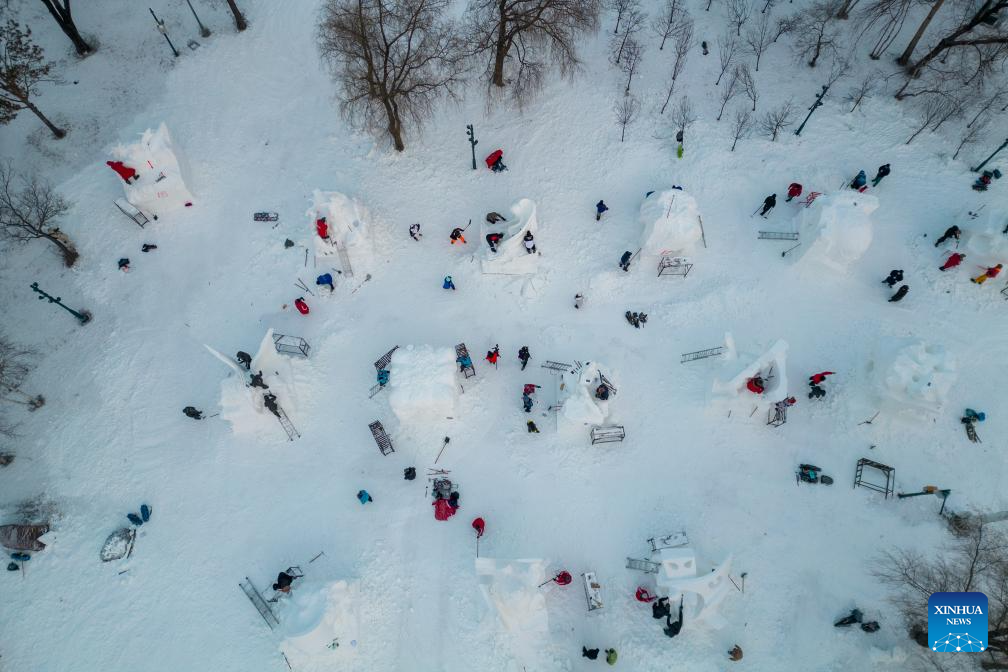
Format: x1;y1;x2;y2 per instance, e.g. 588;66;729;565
759;194;776;217
582;647;600;660
652;597;671;619
889;285;909;302
182;406;204;420
236;351;252;369
663;597;684;638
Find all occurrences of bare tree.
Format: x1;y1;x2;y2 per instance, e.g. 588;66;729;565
715;31;738;84
717;66;742;119
620;38;645;93
651;0;682;49
672;94;696;140
759;99;794;139
317;0;465;152
857;0;912;59
826;54;850;86
0;336;43;420
466;0;600;103
738;62;758;110
0;164;76;266
761;0;775;13
39;0;92;56
226;0;248;31
792;1;841;67
772;13;799;42
614;94;640;140
730;106;752;150
835;0;862;18
610;6;646;64
743;11;772;70
905;91;962;143
902;0;1007;78
727;0;752;36
953;115;988;160
844;71;878;112
967;88;1008;128
605;0;639;33
896;0;946;66
706;0;716;10
660;15;693;113
0;20;65;138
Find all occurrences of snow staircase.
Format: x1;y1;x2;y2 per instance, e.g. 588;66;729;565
590;425;625;444
374;345;399;370
113;199;150;228
626;557;661;573
455;343;476;378
238;577;280;630
757;231;799;241
276;406;300;441
369;420;394;456
680;346;725;363
336;242;354;278
541;360;574;374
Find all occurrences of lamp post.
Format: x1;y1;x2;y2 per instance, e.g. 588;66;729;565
466;124;478;170
185;0;211;38
29;282;91;325
794;84;829;137
971;137;1008;173
150;8;180;57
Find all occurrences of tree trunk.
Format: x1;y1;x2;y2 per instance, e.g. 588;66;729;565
491;1;508;87
39;231;78;266
383;98;405;152
835;0;860;19
23;99;66;139
660;83;674;113
621;124;626;141
40;1;93;56
226;0;248;31
897;0;945;66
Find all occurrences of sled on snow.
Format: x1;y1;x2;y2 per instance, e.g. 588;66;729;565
100;527;136;562
0;523;49;552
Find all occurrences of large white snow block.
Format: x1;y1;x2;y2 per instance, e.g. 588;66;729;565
656;553;734;629
110;123;193;216
791;192;879;271
639;189;703;256
387;346;458;425
475;558;549;635
481;198;540;275
965;209;1008;264
279;580;359;666
874;340;956;415
559;361;612;427
713;340;789;411
308;191;375;276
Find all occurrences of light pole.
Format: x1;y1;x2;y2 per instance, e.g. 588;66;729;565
185;0;211;38
30;282;91;325
794;84;829;137
466;124;478;170
150;8;180;58
971;137;1008;173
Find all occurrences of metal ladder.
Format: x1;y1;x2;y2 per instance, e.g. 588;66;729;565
238;577;279;630
757;231;799;241
276;406;300;441
626;557;661;573
680;346;725;363
336;242;354;277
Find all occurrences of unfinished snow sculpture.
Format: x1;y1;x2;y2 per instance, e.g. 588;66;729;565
109;123;194;217
475;558;550;666
208;329;305;436
873;339;957;416
639;189;704;257
791;192;879;271
559;361;613;427
308;191;375;278
480;198;540;275
655;551;734;629
278;580;359;667
964;209;1008;264
712;340;789;413
387;345;458;425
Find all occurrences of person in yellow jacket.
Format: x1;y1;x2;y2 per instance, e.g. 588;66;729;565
972;263;1003;284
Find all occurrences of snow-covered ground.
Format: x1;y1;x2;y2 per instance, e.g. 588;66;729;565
1;1;1006;671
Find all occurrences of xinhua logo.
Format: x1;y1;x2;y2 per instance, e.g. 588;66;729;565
928;592;988;653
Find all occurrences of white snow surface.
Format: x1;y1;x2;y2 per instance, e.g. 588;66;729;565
638;189;704;257
480;198;540;275
2;1;1008;671
791;191;879;272
873;340;958;416
387;345;458;425
110;122;194;216
278;579;360;668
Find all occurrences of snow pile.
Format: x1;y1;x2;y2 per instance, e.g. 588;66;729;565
387;345;458;425
638;189;704;257
110;123;193;217
655;550;734;629
308;191;375;277
965;209;1008;264
873;340;957;415
559;361;612;427
791;191;879;271
475;558;549;667
210;329;305;436
712;340;789;412
278;580;359;668
480;198;540;275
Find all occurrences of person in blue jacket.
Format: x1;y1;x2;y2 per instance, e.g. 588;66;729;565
443;275;456;291
596;200;609;221
316;273;334;291
357;490;373;505
850;170;867;190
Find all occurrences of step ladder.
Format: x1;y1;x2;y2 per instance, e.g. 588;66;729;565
238;577;280;630
626;557;661;573
680;346;725;363
455;343;476;379
369;420;394;456
757;231;799;241
336;242;354;278
368;383;386;399
541;360;574;374
276;406;300;441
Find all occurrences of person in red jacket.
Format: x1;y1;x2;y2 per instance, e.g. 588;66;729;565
294;297;309;315
316;217;329;239
940;252;965;271
486;345;499;366
786;183;802;202
972;263;1003;284
106;160;139;184
809;371;834;385
746;376;765;394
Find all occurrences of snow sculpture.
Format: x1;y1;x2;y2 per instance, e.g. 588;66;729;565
109;123;193;216
964;209;1008;264
655;551;734;629
559;361;613;427
639;189;704;256
475;558;549;667
387;345;458;425
873;340;957;415
790;191;878;271
308;191;375;277
278;580;359;667
712;340;789;412
209;329;305;435
481;198;540;275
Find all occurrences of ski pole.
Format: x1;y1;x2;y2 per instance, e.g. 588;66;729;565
741;572;747;593
537;576;558;588
434;437;450;464
728;574;742;592
750;205;762;217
